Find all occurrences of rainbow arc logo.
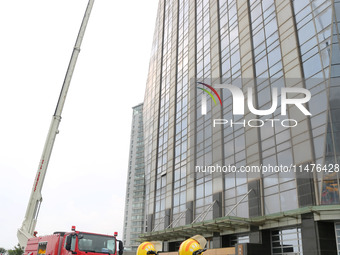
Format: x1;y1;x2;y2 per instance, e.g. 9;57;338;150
197;82;222;115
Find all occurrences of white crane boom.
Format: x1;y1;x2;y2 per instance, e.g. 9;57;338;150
17;0;95;248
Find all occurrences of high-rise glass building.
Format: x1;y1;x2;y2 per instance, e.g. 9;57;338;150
142;0;340;254
123;104;145;251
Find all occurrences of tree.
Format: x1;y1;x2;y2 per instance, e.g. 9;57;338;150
0;247;7;255
7;244;23;255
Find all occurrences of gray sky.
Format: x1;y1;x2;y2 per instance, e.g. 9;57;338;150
0;0;158;249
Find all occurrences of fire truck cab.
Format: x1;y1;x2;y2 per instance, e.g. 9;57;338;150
24;227;123;255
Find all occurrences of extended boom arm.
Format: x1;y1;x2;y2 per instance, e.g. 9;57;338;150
18;0;95;247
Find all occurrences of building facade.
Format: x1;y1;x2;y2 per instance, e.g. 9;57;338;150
123;104;145;251
142;0;340;254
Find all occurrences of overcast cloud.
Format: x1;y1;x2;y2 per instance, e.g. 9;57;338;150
0;0;158;249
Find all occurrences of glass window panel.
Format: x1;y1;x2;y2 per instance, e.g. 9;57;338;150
280;180;296;191
230;26;239;42
235;150;246;162
174;180;180;189
300;37;317;55
280;189;298;211
234;135;245;152
256;56;268;75
197;184;204;198
205;181;212;195
222;59;231;75
269;62;283;77
253;30;265;48
236;184;247;196
204;196;212;204
225;173;236;188
174;170;180;181
181;166;186;177
303;54;322;78
161;175;166;186
225;140;234;157
296;7;313;28
174;193;180;206
264;17;277;37
204;151;212;165
231;51;240;66
298;20;316;45
302;46;319;62
315;7;332;33
260;124;274;140
264;185;279;196
197;130;204;143
293;0;309;13
263;155;277;166
181;141;187;152
225;188;236;198
264;175;279;187
272;248;282;254
309;91;327;115
258;87;271;106
265;194;280;214
255;45;267;61
266;32;279;47
268;47;281;67
229;3;237;18
262;0;273;11
276;130;290;144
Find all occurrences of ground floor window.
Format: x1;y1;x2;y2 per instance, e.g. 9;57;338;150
335;223;340;255
230;235;249;247
271;227;303;255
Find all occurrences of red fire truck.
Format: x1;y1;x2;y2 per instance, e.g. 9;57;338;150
24;227;123;255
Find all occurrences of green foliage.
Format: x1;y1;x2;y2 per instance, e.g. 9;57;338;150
0;248;7;254
7;244;23;255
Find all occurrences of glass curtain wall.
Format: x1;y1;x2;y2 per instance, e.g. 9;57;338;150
195;0;213;221
172;0;189;227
